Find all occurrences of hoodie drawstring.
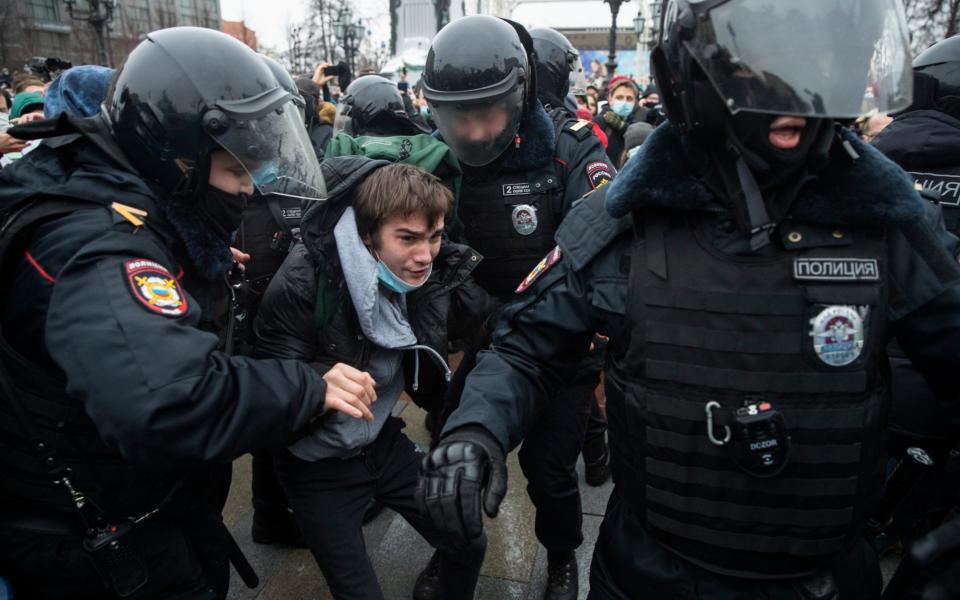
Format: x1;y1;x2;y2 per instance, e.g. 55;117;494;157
404;344;452;392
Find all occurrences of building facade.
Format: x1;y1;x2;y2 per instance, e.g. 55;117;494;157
0;0;221;73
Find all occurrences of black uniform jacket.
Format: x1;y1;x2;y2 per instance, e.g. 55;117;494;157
0;126;328;469
252;155;498;411
443;123;960;452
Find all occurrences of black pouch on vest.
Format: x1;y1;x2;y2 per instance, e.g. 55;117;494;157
84;520;149;597
729;401;791;477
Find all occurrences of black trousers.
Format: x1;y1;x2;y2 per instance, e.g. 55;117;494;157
274;417;485;600
588;490;882;600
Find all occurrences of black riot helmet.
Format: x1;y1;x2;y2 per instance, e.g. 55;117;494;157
651;0;914;135
912;35;960;115
334;75;429;136
530;27;587;105
108;27;325;203
422;15;537;166
260;53;306;118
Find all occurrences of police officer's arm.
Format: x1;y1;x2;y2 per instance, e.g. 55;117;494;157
887;210;960;428
557;132;616;216
442;240;625;452
44;233;329;468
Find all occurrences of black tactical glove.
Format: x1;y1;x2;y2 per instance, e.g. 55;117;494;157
910;514;960;599
418;425;507;543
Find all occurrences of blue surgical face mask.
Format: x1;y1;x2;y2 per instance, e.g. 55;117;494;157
611;101;634;119
419;105;430;118
375;255;432;294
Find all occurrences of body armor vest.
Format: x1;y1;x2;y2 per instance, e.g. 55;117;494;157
0;200;180;517
458;162;563;301
605;211;890;578
907;165;960;234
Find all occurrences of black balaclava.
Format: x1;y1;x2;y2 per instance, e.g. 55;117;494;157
198;185;249;242
691;75;835;249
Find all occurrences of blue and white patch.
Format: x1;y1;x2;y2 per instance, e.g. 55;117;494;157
809;305;866;367
793;258;880;282
511;204;538;236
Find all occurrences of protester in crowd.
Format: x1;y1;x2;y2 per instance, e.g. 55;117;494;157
856;109;894;142
253;160;487;600
594;75;647;163
12;75;45;95
296;75;336;159
618;121;654;168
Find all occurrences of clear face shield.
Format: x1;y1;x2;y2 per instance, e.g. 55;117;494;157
331;99;355;137
687;0;913;118
568;52;588;96
204;88;327;205
429;86;524;167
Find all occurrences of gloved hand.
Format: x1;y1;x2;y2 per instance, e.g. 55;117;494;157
418;425;507;543
603;110;626;133
910;514;960;600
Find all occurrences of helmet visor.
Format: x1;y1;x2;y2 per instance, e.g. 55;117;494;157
689;0;912;118
211;105;326;202
429;87;524;167
568;53;588;96
332;100;354;137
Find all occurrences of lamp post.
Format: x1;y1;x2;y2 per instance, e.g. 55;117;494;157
647;1;663;49
602;0;629;77
335;9;365;77
633;9;645;82
63;0;116;67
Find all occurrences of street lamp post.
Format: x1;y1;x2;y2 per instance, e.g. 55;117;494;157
602;0;629;77
335;9;365;77
633;9;645;82
63;0;116;67
647;1;663;49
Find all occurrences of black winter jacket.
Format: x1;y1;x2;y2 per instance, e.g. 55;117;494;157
253;156;497;412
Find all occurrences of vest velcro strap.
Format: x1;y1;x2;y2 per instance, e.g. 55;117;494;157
646;322;799;354
646;511;848;556
645;458;859;496
646;360;868;393
646;427;862;464
646;486;854;527
644;288;805;315
804;286;880;305
645;395;867;429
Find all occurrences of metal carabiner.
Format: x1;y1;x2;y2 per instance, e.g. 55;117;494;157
705;401;731;446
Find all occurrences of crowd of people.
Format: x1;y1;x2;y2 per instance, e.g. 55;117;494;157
1;2;960;599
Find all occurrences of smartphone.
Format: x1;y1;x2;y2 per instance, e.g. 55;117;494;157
323;65;343;76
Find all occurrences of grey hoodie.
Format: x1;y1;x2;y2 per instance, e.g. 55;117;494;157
288;207;447;460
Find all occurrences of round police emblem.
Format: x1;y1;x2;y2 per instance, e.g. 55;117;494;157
809;305;865;367
511;204;538;236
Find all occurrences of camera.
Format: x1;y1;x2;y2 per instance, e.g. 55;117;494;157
26;57;73;82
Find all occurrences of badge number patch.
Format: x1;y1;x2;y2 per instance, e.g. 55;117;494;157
502;183;532;196
124;259;188;317
586;161;612;190
809;305;866;367
516;246;562;293
511;204;539;236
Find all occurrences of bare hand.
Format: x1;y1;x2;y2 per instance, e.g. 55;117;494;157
312;62;336;87
11;112;44;125
322;363;377;421
230;247;251;268
0;132;27;155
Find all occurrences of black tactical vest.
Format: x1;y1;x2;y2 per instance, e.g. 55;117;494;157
605;211;890;578
239;195;302;294
458;163;564;301
0;199;181;517
907;165;960;234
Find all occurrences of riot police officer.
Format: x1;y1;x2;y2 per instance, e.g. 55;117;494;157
0;28;367;599
419;1;960;597
530;25;612;488
333;74;431;137
419;15;615;600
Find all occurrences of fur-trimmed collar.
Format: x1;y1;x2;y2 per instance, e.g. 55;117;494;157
434;101;557;172
605;122;926;227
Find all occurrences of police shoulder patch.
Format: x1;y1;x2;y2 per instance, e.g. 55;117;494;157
124;259;188;317
586;161;612;190
516;246;563;294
